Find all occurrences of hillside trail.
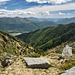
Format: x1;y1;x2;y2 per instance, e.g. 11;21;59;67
0;55;61;75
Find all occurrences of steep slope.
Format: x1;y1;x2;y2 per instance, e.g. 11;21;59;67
0;30;34;56
0;17;57;33
17;23;75;52
57;17;75;24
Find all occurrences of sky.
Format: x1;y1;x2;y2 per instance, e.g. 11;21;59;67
0;0;75;18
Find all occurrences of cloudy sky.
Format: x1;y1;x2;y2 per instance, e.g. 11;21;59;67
0;0;75;18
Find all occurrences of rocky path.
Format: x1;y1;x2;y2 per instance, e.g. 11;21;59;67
0;57;60;75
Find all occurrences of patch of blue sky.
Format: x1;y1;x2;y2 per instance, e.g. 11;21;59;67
1;0;75;10
50;10;75;14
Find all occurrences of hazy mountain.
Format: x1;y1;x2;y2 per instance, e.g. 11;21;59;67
17;23;75;52
0;17;57;34
57;17;75;24
29;17;63;22
29;17;75;23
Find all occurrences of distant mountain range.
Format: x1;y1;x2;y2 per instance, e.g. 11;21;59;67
17;23;75;52
0;17;75;35
56;17;75;24
0;17;57;33
29;17;63;22
30;17;75;23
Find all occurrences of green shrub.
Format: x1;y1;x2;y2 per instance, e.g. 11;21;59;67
27;53;40;57
60;59;75;70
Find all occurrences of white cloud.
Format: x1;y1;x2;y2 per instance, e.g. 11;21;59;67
4;6;7;9
0;0;10;2
38;11;50;16
73;12;75;13
0;0;10;5
26;0;72;4
58;12;66;15
67;13;71;15
0;2;75;18
58;12;71;15
25;2;75;12
0;9;36;17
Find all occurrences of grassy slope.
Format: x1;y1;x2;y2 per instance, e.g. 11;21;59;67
0;30;34;56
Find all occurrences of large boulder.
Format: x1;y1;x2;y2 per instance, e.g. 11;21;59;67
61;66;75;75
24;57;50;69
62;45;72;58
1;57;13;67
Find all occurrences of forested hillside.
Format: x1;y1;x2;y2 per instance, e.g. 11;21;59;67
17;23;75;52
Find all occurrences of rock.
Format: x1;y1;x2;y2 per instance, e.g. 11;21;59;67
4;52;8;56
1;57;13;67
62;45;72;58
68;42;75;47
61;66;75;75
51;56;59;59
24;57;50;69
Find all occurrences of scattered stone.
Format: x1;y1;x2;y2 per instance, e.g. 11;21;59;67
51;56;59;59
1;57;13;67
61;66;75;75
4;52;8;56
62;45;72;58
10;54;14;57
14;56;17;58
24;57;50;69
68;42;75;47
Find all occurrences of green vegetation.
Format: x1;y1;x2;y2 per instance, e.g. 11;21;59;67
60;59;75;70
0;30;35;57
27;52;40;57
47;36;75;54
0;17;57;33
17;23;75;53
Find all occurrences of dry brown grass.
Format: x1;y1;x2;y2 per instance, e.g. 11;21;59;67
0;55;61;75
0;53;74;75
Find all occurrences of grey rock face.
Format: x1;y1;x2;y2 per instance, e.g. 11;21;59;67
24;57;50;69
61;66;75;75
1;57;13;67
62;45;72;57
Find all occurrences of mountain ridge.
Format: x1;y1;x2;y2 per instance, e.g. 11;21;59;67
57;17;75;24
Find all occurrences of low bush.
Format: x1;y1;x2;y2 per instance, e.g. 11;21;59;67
60;59;75;70
27;52;40;57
